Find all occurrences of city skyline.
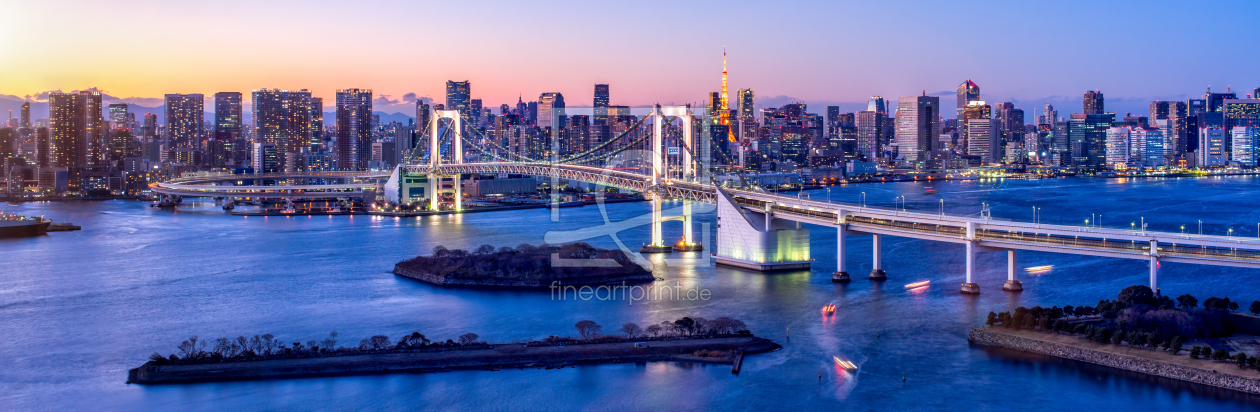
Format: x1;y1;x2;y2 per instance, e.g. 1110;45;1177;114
3;1;1259;117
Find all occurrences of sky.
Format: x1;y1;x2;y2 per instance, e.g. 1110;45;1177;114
2;0;1258;118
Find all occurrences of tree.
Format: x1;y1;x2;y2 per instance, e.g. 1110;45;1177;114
1189;346;1200;359
321;332;339;352
620;323;643;338
1118;285;1155;307
986;312;997;327
673;317;698;335
1212;349;1229;361
1250;300;1260;315
1063;305;1075;317
1235;352;1249;368
474;244;496;255
575;320;602;340
432;245;450;257
1176;294;1199;310
645;324;662;337
1228;301;1240;311
1169;336;1184;354
458;333;480;345
359;335;391;350
261;334;277;355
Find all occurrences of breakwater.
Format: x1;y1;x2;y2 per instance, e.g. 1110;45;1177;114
969;328;1260;395
128;336;779;384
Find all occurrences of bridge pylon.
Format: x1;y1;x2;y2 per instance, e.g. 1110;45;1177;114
428;109;464;212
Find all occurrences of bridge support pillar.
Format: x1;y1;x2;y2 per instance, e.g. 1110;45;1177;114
833;226;850;282
454;175;462;212
869;234;886;280
1002;250;1022;292
674;200;703;251
641;196;670;253
961;240;980;294
1150;255;1159;296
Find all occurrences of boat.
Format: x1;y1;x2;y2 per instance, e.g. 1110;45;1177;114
821;304;836;314
0;212;51;238
833;356;857;371
547;200;585;208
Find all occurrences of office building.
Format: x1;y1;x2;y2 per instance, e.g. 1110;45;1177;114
309;97;324;150
895;95;941;165
1069;113;1114;168
737;88;755;141
336;89;373;171
445;81;471;117
108;104;129;130
593;84;610;125
48;91;103;170
1230;126;1258;166
1198;127;1227;167
956;79;979;120
537;92;565;129
966;118;999;164
1084;91;1104;115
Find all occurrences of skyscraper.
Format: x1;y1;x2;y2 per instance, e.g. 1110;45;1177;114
1039;104;1057;125
214;92;244;166
737;89;755;141
252;89;313;170
48;91;103;191
309;97;324;150
19;102;30;129
336;89;373;171
445;81;471;118
1084;91;1104;115
593;84;610;126
537;92;565;129
1149;101;1187;155
895;94;941;165
108;104;129;130
956;80;979;120
165;94;205;149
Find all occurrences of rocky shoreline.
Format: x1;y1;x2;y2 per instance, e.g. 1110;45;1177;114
969;328;1260;395
128;336;779;384
392;265;655;288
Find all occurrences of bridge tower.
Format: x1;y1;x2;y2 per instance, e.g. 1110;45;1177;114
428;110;464;212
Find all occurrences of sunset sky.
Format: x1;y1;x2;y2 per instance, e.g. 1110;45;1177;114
3;0;1258;115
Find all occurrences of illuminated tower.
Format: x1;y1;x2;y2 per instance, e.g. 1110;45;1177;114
720;48;734;142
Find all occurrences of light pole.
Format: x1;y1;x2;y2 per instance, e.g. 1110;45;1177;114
860;192;866;208
939;199;944;217
826;187;831;204
1199;220;1202;236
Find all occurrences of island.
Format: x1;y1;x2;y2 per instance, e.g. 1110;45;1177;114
393;243;655;288
969;285;1260;394
127;316;778;384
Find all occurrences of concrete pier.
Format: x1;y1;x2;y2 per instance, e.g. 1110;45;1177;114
1003;250;1023;291
869;234;886;280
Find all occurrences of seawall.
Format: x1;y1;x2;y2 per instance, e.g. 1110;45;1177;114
968;328;1260;395
129;336;779;385
392;265;654;288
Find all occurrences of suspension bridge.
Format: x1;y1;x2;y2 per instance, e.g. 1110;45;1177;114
150;105;1260;294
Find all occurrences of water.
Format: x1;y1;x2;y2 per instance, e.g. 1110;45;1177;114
3;176;1260;411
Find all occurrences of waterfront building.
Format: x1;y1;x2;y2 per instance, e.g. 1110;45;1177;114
48;91;104;185
1150;101;1187;155
1084;90;1104;115
895;94;941;166
965;118;999;164
737;88;755;141
1069;113;1114;169
1105;127;1130;168
1198;127;1227;167
959;101;991;155
1222;99;1260;130
1231;126;1258;166
252;142;280;173
164;94;204;150
856;111;881;161
956;79;979;120
336;89;373;171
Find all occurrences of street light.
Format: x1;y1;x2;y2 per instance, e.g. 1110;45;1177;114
860;192;866;208
826;187;831;204
1199;220;1202;235
939;199;944;217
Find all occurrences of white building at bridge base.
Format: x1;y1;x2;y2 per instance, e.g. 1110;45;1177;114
714;189;811;271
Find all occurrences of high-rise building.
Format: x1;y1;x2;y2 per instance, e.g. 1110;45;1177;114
895;94;941;165
1084;91;1105;115
1069;113;1114;168
737;89;755;140
469;99;483;128
1105;127;1131;168
593;84;610;126
856;111;881;161
445;80;471;117
164;94;204;149
1231;126;1258;166
956;80;979;120
20;102;31;129
0;128;13;162
309;97;324;150
108;104;129;130
537;92;565;129
252;89;313;170
965;118;999;164
214;92;244;166
565;115;590;155
1149;100;1187;156
336;89;373;171
35;127;49;167
1039;104;1058;125
1205;87;1237;113
1222;99;1260;130
959;101;991;154
1198;127;1227;167
48;91;103;170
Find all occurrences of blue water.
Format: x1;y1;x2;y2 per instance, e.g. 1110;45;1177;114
3;176;1260;411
